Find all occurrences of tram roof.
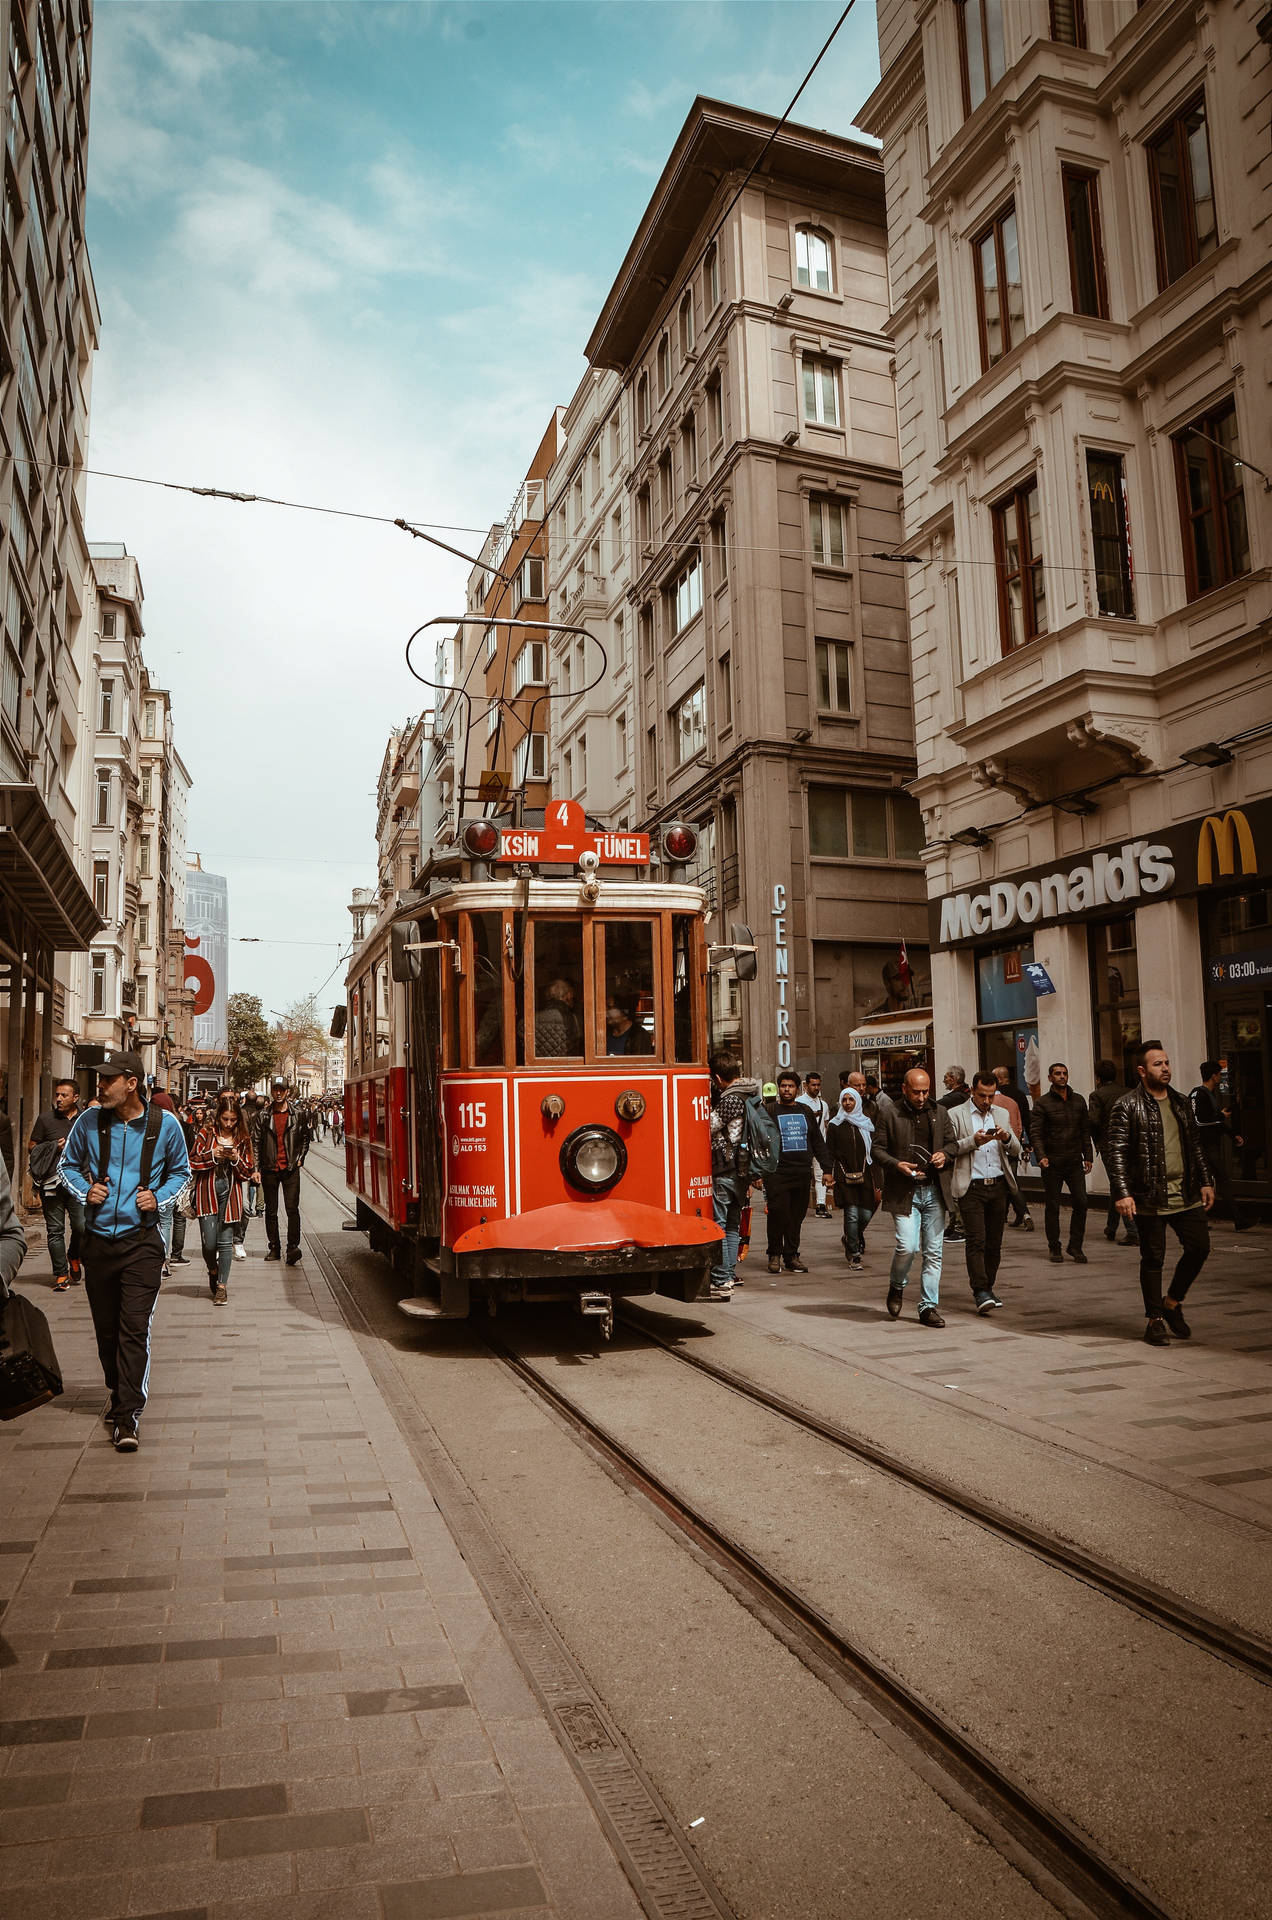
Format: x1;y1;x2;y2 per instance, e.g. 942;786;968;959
343;878;709;985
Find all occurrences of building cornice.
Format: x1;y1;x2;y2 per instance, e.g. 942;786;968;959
855;29;924;137
586;96;884;372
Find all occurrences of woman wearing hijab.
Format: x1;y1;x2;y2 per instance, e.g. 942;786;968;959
829;1087;876;1268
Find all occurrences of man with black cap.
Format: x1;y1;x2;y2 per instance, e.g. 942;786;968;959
59;1048;190;1452
257;1076;312;1265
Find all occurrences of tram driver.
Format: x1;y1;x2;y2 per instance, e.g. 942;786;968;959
605;999;653;1056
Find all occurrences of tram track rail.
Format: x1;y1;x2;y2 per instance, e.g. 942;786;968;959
483;1323;1171;1920
616;1302;1272;1690
302;1157;1266;1916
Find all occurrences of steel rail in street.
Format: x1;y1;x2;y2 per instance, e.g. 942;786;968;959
484;1326;1174;1920
617;1303;1272;1689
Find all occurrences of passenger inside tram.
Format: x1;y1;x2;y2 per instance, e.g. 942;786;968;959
605;998;654;1055
532;921;585;1056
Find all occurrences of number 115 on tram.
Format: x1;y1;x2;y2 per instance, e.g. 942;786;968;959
340;802;748;1336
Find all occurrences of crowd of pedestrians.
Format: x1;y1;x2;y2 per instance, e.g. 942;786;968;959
17;1061;331;1454
709;1041;1254;1347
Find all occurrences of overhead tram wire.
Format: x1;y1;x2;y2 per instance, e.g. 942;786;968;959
27;450;1203;590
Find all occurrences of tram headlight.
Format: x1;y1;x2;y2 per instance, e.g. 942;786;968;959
560;1124;627;1195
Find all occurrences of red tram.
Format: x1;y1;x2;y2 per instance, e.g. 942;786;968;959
341;800;723;1334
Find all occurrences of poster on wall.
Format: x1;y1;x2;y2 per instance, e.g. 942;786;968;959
185;867;229;1054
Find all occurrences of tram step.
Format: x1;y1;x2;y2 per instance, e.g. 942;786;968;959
396;1295;460;1321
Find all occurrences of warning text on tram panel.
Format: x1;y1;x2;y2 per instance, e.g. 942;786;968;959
497;797;649;866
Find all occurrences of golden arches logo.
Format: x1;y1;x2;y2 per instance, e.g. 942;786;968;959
1197;809;1257;885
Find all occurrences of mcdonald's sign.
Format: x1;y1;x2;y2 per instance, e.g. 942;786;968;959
1197;810;1258;886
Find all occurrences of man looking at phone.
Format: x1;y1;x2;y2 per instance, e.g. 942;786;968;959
948;1071;1024;1314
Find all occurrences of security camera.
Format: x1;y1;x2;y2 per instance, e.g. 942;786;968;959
578;849;601;878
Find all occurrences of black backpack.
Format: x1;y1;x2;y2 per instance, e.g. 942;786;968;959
92;1102;165;1200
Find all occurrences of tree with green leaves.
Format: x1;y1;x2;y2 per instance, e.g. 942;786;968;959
227;992;277;1091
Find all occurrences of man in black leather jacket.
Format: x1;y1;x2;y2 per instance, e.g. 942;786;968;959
1106;1041;1214;1347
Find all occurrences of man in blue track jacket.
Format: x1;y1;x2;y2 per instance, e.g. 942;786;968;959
60;1048;190;1452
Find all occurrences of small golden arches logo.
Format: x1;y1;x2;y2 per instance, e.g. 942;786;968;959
1197;809;1257;885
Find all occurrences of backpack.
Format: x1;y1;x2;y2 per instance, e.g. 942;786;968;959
739;1095;783;1178
93;1102;165;1197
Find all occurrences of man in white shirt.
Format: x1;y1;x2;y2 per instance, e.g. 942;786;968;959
797;1071;833;1217
948;1070;1023;1314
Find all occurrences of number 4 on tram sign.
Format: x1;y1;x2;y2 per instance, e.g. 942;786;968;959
496;797;650;866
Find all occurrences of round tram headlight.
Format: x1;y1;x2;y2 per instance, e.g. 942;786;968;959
560;1124;627;1195
463;819;499;858
663;822;697;863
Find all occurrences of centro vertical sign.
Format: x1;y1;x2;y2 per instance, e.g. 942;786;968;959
772;882;791;1070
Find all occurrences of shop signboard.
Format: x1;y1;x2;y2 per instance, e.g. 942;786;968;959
931;796;1272;950
1207;948;1272;990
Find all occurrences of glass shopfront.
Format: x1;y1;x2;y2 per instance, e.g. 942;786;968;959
1203;883;1270;1191
975;941;1040;1095
1088;915;1141;1084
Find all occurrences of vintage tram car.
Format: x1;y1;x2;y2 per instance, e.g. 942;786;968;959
341;802;725;1333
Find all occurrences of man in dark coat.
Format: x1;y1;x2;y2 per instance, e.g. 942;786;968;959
872;1068;955;1328
1106;1041;1214;1346
257;1078;312;1265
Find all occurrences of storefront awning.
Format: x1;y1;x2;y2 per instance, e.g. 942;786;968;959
0;783;103;950
848;1016;933;1052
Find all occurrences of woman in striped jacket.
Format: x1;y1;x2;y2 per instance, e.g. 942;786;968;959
189;1092;254;1305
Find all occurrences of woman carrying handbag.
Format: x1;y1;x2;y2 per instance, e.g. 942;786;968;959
189;1093;254;1305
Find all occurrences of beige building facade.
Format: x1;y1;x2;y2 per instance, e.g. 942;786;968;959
860;0;1272;1197
0;0;100;1144
585;98;928;1077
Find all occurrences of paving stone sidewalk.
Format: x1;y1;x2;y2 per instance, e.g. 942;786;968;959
0;1226;642;1920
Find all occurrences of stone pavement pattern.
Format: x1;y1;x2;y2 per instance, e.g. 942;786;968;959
0;1225;643;1920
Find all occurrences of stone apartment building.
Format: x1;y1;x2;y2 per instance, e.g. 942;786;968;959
545;369;636;826
0;0;100;1145
77;544;144;1061
136;674;194;1086
583;97;929;1077
859;0;1272;1199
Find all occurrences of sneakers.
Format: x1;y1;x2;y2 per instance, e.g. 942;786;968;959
52;1273;69;1291
1161;1301;1191;1339
233;1244;247;1261
1067;1248;1088;1264
886;1285;904;1318
815;1206;828;1219
264;1250;281;1262
1020;1216;1034;1233
162;1262;171;1277
1143;1317;1171;1347
976;1293;1004;1314
851;1254;863;1270
68;1258;82;1283
784;1258;808;1273
919;1307;946;1328
112;1417;140;1453
707;1284;733;1302
170;1253;190;1265
213;1283;228;1305
767;1256;782;1274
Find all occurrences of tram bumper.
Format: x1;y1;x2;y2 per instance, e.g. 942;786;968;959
448;1199;720;1303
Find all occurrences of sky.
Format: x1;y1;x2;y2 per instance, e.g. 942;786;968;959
83;0;883;1026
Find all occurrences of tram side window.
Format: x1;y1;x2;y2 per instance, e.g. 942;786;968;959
374;963;391;1060
349;984;360;1076
600;921;656;1055
531;920;584;1058
471;912;505;1065
671;915;697;1062
359;973;373;1073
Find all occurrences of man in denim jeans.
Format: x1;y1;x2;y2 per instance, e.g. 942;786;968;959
707;1052;761;1300
872;1068;955;1327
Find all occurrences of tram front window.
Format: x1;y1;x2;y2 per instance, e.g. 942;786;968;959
532;920;584;1058
672;916;697;1062
471;912;505;1065
600;921;656;1055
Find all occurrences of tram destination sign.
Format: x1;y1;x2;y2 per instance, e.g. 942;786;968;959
931;794;1272;950
496;798;649;867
